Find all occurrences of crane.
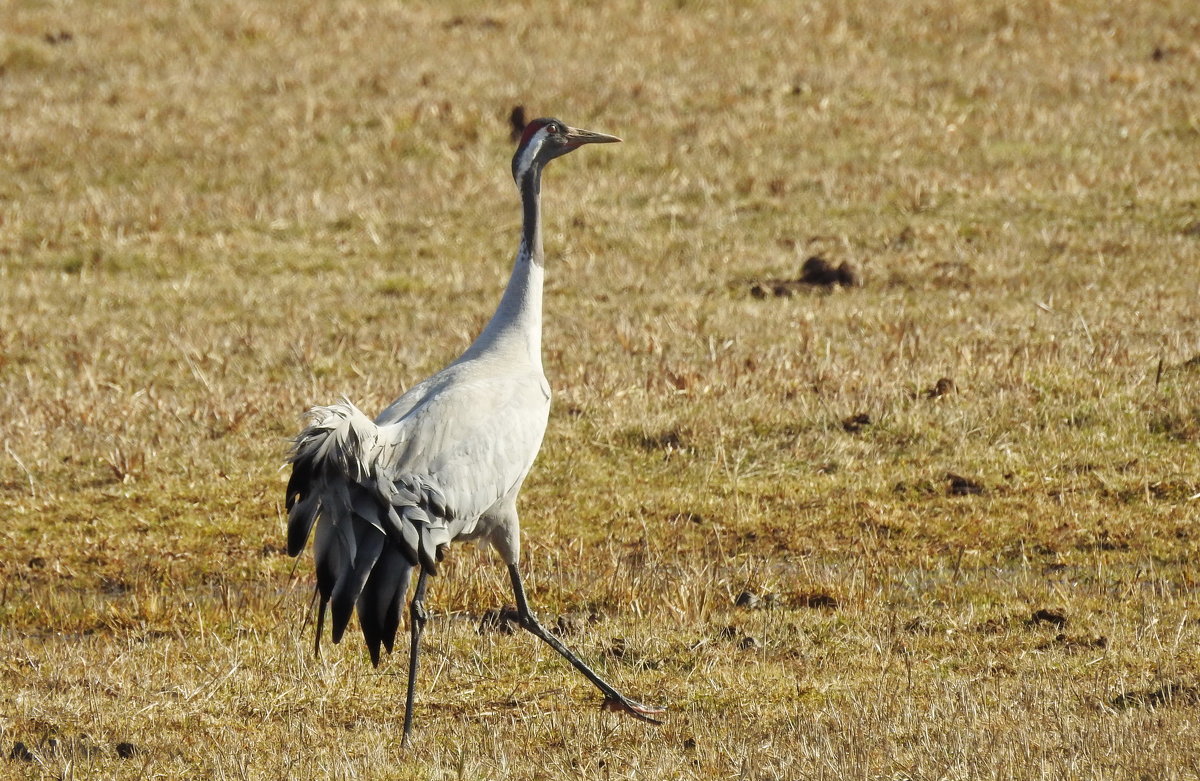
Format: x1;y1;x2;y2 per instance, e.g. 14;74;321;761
285;117;665;743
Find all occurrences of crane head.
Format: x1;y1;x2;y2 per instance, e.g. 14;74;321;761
512;117;620;184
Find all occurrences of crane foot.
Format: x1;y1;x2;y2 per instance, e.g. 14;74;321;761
601;696;666;724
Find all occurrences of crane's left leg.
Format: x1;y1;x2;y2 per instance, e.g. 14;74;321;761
401;567;431;746
507;563;665;724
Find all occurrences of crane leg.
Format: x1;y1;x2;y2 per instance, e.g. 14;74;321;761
506;563;665;724
401;567;431;746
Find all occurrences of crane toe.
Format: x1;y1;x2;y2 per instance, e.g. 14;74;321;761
601;696;666;724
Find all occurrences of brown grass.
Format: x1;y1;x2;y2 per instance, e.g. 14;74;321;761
2;0;1199;777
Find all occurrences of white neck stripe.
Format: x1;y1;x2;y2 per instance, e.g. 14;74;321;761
514;127;550;183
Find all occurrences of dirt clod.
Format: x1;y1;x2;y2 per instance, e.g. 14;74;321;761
1111;683;1200;710
1031;608;1067;628
9;742;33;762
478;605;520;635
801;256;859;287
748;256;861;298
735;590;763;609
842;413;871;433
925;377;956;398
947;473;985;495
792;591;839;610
508;105;527;142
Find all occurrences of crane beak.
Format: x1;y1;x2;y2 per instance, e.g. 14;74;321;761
563;126;622;148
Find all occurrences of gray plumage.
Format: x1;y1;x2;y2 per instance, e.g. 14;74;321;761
285;117;664;742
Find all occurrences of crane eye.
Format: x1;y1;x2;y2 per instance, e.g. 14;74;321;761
547;124;560;134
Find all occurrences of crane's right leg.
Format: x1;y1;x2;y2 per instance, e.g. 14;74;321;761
506;563;664;724
401;567;430;746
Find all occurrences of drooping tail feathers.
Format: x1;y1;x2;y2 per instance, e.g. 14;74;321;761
285;399;452;665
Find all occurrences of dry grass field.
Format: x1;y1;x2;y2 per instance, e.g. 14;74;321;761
2;0;1200;777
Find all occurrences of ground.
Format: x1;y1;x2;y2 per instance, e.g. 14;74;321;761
1;0;1199;778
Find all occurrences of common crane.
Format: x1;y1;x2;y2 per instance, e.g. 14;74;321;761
285;118;664;743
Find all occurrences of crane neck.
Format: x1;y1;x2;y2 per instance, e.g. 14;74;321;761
519;165;544;261
459;165;545;368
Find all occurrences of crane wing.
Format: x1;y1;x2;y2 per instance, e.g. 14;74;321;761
286;400;427;661
377;368;551;524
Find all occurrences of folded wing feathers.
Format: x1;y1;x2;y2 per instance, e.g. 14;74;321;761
357;545;411;666
286;399;455;659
